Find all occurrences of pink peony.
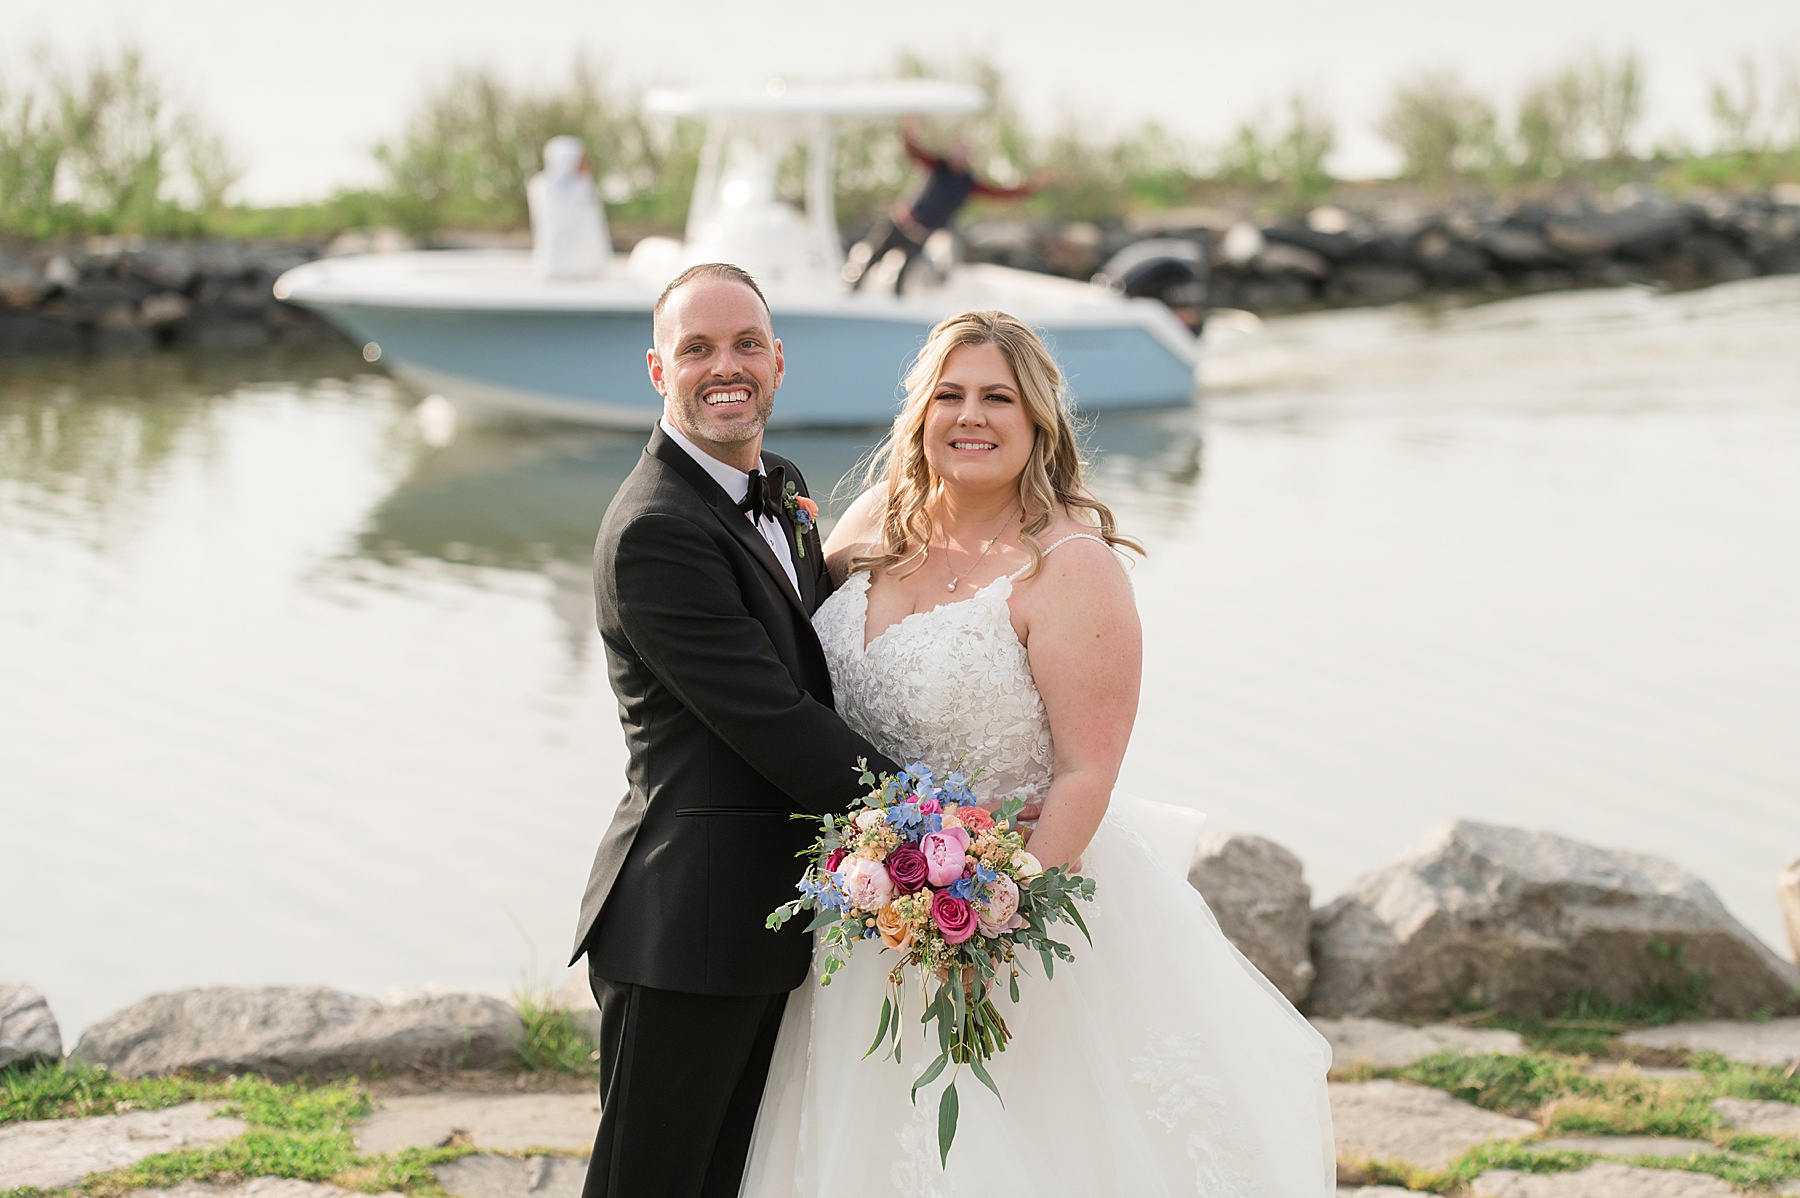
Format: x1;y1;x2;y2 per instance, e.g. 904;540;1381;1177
919;829;970;888
976;874;1023;938
843;857;896;912
931;891;977;944
886;843;929;893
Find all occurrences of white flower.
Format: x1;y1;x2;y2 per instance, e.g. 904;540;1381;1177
1011;850;1044;879
854;808;883;830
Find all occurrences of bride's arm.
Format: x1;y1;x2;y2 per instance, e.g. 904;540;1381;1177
821;483;888;586
1016;538;1142;870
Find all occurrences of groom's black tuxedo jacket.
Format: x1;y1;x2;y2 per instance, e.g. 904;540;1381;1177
573;427;898;995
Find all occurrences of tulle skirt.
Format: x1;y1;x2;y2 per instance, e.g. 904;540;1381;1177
739;795;1337;1197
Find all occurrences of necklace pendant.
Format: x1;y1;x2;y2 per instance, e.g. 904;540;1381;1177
946;581;957;592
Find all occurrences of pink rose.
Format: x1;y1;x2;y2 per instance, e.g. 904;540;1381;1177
886;844;929;893
976;874;1023;938
824;848;847;873
918;798;941;815
931;891;977;945
843;857;895;911
919;829;969;888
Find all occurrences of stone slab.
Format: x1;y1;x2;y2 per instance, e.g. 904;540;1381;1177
1534;1135;1720;1158
354;1092;601;1154
1712;1095;1800;1136
0;1102;247;1190
432;1154;586;1198
1312;1017;1525;1071
1619;1018;1800;1068
1337;1190;1417;1197
1330;1079;1537;1171
1471;1162;1737;1197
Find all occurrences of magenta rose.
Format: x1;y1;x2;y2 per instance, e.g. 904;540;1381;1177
931;891;977;945
919;828;970;887
886;843;929;893
824;848;847;873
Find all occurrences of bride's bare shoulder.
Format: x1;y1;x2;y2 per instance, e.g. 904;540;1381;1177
823;483;890;582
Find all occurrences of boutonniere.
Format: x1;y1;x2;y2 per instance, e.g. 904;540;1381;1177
782;481;819;558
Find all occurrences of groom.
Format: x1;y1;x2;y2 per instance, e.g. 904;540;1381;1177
572;262;899;1198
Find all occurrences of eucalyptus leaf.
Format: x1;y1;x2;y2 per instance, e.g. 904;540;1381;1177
865;993;892;1059
937;1080;960;1167
911;1049;949;1101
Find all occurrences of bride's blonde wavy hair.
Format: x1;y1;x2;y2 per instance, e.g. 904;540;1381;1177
850;310;1143;581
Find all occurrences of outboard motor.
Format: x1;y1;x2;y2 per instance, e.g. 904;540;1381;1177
1093;238;1209;332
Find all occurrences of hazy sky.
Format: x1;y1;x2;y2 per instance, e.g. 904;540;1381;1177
8;0;1800;204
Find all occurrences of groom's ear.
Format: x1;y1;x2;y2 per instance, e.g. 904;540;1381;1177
646;346;668;398
773;338;784;389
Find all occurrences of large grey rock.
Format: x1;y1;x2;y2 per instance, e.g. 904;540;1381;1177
1188;831;1314;1004
1712;1096;1800;1136
431;1155;586;1198
73;986;523;1078
355;1092;600;1154
0;984;63;1068
0;1102;247;1190
1310;821;1800;1020
1471;1163;1736;1198
1618;1017;1800;1068
1310;1017;1524;1071
1779;857;1800;965
1329;1079;1536;1171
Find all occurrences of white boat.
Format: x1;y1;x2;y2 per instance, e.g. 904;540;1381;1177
275;80;1200;429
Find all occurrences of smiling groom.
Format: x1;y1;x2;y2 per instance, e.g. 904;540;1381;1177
572;263;899;1198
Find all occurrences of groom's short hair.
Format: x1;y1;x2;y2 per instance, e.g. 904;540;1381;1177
652;262;771;344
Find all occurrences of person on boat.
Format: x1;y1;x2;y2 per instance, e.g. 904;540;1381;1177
527;136;611;280
847;118;1050;295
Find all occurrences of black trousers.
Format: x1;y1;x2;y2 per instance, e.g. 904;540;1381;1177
850;218;927;295
581;966;789;1198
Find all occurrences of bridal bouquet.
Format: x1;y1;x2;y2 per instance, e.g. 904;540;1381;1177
767;760;1097;1165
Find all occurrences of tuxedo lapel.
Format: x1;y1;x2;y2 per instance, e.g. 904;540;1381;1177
645;429;810;622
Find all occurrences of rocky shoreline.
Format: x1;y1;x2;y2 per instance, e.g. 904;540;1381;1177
5;821;1796;1081
4;187;1799;359
4;821;1799;1198
969;186;1800;314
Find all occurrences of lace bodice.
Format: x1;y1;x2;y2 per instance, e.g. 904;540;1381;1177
813;535;1107;802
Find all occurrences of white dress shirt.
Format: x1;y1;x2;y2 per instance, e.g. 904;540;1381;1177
659;417;802;596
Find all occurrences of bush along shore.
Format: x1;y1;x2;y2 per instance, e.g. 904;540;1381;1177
3;822;1798;1196
6;184;1799;361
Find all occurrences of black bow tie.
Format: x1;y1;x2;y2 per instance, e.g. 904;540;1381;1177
739;464;787;522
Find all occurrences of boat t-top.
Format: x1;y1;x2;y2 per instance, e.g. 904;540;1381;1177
275;79;1200;428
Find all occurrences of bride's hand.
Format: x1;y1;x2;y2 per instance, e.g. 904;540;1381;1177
978;799;1042;824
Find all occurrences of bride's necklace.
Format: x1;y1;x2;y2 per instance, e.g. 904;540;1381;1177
939;508;1019;592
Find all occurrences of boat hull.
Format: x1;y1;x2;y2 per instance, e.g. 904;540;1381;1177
281;253;1199;429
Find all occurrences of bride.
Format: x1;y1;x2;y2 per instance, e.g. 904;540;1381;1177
740;311;1335;1196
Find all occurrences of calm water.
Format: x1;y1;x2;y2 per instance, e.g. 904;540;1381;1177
5;279;1799;1036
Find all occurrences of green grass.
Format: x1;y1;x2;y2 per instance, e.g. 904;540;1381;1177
513;986;600;1074
0;1034;599;1198
1366;1049;1800;1190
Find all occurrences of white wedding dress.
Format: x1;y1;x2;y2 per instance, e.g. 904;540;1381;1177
740;536;1336;1197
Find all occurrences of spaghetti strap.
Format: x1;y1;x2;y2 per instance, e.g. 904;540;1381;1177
1007;533;1113;579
